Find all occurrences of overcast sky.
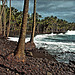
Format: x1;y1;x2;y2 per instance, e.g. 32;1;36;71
6;0;75;22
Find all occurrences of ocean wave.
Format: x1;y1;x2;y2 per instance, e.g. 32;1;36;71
8;31;75;63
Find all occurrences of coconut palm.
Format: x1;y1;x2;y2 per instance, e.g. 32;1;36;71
14;0;29;61
0;0;7;36
6;0;11;37
1;0;7;37
30;0;36;42
3;3;6;36
0;1;2;35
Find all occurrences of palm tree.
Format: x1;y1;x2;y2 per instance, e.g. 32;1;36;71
0;0;6;36
3;3;6;37
0;1;2;35
1;0;7;37
30;0;36;42
14;0;29;61
6;0;11;37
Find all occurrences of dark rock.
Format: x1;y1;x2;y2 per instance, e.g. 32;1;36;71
47;72;52;75
25;42;36;50
39;47;45;50
0;38;75;75
69;60;75;65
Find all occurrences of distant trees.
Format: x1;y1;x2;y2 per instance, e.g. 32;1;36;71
0;0;75;37
38;16;69;33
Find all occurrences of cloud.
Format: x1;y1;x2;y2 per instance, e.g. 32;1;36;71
6;0;75;22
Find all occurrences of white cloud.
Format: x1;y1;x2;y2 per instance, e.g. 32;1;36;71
6;0;75;22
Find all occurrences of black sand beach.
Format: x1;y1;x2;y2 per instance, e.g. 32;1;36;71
0;38;75;75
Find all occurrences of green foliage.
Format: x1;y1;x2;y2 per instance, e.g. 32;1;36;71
5;5;75;33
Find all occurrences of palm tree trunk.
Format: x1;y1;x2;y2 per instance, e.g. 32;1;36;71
3;6;6;36
14;0;29;61
37;24;39;33
0;1;2;35
7;0;11;37
30;0;36;42
2;0;6;37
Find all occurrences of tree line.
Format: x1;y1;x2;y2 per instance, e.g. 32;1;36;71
0;0;75;37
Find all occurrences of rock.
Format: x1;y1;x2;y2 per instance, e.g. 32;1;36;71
69;68;74;73
39;47;45;50
37;65;39;67
25;42;36;50
69;60;75;65
0;38;75;75
26;52;33;57
47;72;52;75
6;68;9;71
16;73;19;75
30;52;33;57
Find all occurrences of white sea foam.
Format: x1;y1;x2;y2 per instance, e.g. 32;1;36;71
34;33;56;39
65;30;75;35
8;37;19;42
50;33;57;36
34;41;75;51
34;32;75;53
8;37;30;43
58;33;64;35
8;31;75;63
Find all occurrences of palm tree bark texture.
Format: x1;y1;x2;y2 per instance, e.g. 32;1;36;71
0;0;6;36
30;0;36;42
14;0;29;62
6;0;11;37
3;4;6;37
1;0;6;37
0;1;2;35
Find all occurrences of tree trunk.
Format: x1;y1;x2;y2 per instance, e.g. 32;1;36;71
7;0;11;37
0;1;2;35
30;0;36;42
37;24;39;33
14;0;29;61
2;0;6;37
3;6;6;37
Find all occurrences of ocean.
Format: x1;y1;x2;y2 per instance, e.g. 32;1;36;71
8;30;75;63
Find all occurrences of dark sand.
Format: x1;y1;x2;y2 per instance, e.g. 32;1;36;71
0;38;75;75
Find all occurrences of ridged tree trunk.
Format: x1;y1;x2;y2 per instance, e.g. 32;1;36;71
0;1;2;35
14;0;29;61
7;0;11;37
37;24;39;33
2;0;7;37
30;0;36;42
3;6;6;36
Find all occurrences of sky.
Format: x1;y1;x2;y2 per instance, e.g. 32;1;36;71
6;0;75;22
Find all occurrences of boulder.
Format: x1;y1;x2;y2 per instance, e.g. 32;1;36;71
25;42;36;50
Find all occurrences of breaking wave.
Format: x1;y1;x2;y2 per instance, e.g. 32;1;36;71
8;30;75;63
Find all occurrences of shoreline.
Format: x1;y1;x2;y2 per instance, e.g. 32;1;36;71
0;38;75;74
7;33;75;64
9;30;66;37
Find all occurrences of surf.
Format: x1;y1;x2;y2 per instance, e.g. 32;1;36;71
8;30;75;63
